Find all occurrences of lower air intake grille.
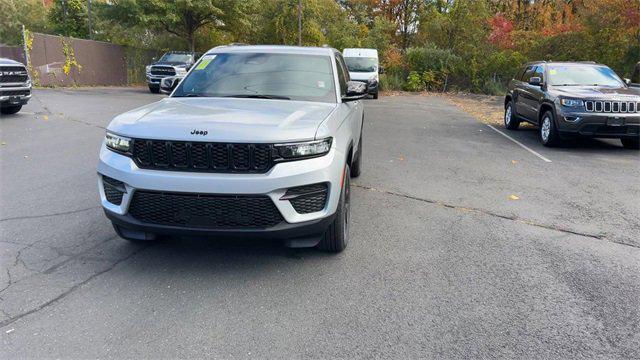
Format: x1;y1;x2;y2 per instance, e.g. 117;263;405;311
285;183;328;214
128;191;284;229
103;176;125;205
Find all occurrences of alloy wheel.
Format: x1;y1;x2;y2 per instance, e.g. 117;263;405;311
541;117;551;142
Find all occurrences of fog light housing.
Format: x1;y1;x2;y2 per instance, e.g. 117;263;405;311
564;116;581;123
103;175;126;205
280;183;328;214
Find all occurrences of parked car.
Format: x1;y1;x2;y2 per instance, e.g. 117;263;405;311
504;61;640;149
98;45;367;252
343;48;382;99
0;58;31;115
145;51;199;93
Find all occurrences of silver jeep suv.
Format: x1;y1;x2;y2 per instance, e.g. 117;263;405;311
98;45;366;252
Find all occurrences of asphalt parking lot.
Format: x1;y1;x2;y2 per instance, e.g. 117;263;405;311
1;88;639;358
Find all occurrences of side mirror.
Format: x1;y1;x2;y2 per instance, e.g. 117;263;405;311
342;81;367;102
529;77;542;86
624;78;631;85
378;66;384;74
160;76;181;94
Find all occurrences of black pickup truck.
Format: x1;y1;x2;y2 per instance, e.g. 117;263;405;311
0;58;31;114
145;51;199;93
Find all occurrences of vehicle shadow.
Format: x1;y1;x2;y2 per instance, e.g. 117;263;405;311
510;126;632;154
121;235;335;274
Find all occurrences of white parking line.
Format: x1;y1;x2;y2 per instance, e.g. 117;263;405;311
486;124;552;163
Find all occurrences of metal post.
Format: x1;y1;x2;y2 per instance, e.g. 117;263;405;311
297;0;302;46
21;25;30;68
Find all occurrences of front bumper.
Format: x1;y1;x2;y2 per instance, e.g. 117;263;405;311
105;208;334;244
97;142;345;235
557;110;640;139
146;74;170;86
0;85;32;105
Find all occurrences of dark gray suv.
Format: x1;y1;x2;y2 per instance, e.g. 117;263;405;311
504;61;640;149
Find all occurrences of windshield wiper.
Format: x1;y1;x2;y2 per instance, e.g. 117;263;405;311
173;93;205;97
224;94;290;100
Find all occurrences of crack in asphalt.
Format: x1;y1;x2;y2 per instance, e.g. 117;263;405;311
31;92;106;130
352;184;639;250
0;206;101;222
0;235;120;297
0;244;149;329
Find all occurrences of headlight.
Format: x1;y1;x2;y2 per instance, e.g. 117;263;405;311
105;132;131;153
145;65;151;74
174;66;188;75
275;138;332;159
560;98;584;107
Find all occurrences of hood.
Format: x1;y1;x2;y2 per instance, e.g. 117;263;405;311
0;58;25;66
108;97;337;143
349;71;378;82
549;85;640;100
152;61;189;67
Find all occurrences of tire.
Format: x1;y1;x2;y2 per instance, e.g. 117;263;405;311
350;136;363;178
504;101;520;130
372;90;379;99
148;85;160;94
540;110;560;147
317;165;350;253
621;138;640;150
1;105;22;115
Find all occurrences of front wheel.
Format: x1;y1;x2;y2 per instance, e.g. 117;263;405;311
372;90;379;99
540;110;560;147
504;101;520;130
621;138;640;150
148;85;160;94
1;105;22;115
318;165;350;253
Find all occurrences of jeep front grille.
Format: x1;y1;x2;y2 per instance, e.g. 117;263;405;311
128;191;284;229
584;100;639;113
133;139;274;173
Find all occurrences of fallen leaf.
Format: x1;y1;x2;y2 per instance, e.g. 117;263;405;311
511;160;517;165
509;195;520;200
1;142;6;146
43;115;49;121
24;155;29;159
399;156;405;161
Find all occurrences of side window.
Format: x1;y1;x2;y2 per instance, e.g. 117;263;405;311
515;67;526;81
334;56;348;96
522;66;536;82
533;65;544;82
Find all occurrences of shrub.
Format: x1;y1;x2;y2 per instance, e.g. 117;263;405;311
404;71;424;92
379;73;404;91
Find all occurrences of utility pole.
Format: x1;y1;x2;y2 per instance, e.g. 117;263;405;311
88;0;93;39
297;0;302;46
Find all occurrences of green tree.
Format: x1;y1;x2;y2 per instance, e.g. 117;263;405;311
0;0;49;45
48;0;88;38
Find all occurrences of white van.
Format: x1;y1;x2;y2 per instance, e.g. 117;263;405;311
342;48;382;99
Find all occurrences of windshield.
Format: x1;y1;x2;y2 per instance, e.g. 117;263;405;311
548;65;624;87
172;53;336;103
160;53;193;63
345;57;378;73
